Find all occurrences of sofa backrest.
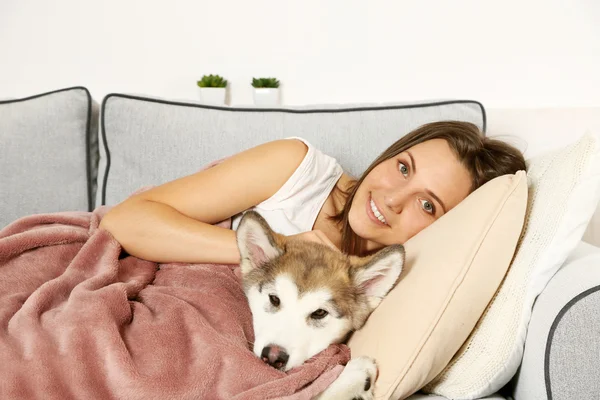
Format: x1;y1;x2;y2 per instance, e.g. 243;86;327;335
0;87;486;228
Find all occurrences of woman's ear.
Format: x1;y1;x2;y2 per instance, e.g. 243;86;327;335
236;211;283;275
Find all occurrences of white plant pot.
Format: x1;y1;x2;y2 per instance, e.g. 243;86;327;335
253;88;280;106
198;87;227;105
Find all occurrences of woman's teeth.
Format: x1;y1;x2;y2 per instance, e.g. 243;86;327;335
370;199;387;225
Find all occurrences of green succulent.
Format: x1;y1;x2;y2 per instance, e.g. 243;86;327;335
197;74;228;88
251;77;280;88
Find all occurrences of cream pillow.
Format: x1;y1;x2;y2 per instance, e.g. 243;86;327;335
424;133;600;398
347;170;528;400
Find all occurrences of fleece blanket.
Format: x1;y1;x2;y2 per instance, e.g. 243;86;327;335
0;207;349;399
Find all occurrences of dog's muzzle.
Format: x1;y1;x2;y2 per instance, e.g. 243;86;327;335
261;345;289;370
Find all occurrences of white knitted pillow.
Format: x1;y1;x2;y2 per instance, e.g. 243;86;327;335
423;132;600;398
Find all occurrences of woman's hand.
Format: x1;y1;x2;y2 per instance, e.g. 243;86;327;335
287;230;340;252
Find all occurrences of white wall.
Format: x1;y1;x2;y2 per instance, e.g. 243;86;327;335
1;0;599;107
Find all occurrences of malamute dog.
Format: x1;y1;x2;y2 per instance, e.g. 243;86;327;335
236;211;405;399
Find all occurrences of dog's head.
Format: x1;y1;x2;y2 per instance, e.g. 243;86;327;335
236;210;404;371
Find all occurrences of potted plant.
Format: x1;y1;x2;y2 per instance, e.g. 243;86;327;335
251;77;280;106
196;74;228;105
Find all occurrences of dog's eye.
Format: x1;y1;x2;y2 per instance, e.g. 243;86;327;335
310;309;328;319
269;294;280;307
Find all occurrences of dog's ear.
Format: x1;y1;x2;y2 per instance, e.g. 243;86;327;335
351;244;405;309
236;211;283;275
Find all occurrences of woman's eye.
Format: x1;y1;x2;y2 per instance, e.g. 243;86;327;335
398;162;409;177
420;199;435;214
269;294;280;307
310;309;328;320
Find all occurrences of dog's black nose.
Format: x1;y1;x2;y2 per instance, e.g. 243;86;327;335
261;345;289;370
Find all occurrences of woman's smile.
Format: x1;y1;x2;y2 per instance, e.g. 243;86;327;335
367;194;388;226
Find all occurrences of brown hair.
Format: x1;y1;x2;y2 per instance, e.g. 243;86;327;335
332;120;527;255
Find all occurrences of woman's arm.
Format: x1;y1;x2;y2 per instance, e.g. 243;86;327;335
99;139;308;264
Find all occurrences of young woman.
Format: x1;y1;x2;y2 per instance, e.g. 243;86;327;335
99;121;526;264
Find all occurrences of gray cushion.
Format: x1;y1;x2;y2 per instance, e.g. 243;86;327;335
0;87;99;228
99;95;486;206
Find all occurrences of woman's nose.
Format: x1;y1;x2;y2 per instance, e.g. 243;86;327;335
384;193;406;214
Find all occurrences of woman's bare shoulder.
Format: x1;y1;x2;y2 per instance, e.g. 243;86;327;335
129;138;309;223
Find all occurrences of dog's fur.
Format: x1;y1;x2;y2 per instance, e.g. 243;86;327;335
236;211;405;399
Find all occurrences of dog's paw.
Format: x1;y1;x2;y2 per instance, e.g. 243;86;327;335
314;356;378;400
339;356;378;400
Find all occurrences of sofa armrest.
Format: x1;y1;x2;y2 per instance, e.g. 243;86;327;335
508;241;600;400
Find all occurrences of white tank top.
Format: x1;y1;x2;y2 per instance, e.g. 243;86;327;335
231;137;344;235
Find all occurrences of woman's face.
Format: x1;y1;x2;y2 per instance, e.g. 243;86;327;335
349;138;472;252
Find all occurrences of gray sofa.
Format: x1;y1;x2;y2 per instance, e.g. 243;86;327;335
1;86;598;400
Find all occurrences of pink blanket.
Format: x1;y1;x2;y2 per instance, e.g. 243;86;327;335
0;205;349;399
